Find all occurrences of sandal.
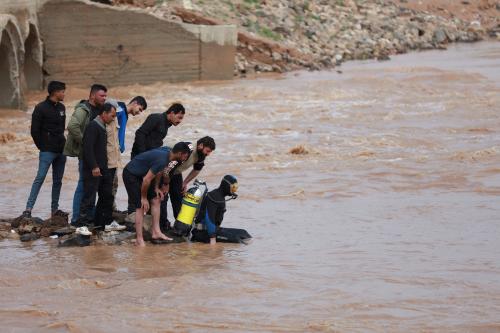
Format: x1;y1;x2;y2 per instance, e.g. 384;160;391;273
151;238;173;245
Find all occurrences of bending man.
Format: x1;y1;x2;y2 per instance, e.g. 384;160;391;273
123;142;191;246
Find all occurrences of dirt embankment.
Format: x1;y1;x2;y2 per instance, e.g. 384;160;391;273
107;0;497;76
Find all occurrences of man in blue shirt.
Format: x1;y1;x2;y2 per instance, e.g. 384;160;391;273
123;142;191;246
111;96;147;213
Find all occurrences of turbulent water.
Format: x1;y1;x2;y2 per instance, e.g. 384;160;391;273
0;42;499;332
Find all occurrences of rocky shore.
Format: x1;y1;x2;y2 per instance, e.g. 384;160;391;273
107;0;498;76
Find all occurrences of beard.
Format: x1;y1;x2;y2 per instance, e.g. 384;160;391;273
197;148;206;158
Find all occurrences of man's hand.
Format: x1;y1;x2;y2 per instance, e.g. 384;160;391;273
92;167;102;177
181;183;188;194
155;188;164;201
141;197;150;213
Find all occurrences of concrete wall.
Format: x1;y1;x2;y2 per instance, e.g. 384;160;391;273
0;0;44;108
0;0;236;109
183;24;237;81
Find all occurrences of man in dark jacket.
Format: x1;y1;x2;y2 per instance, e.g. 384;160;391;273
191;175;251;245
129;103;185;221
73;103;117;228
23;81;67;218
130;102;185;159
65;84;107;224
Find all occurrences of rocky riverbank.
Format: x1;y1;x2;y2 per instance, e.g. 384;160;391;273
107;0;497;76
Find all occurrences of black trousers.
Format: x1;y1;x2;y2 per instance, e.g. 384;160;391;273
160;173;183;227
78;168;115;228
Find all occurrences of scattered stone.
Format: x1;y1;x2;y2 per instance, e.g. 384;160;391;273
52;227;76;237
20;233;40;242
289;145;309;155
58;234;92;247
98;231;135;245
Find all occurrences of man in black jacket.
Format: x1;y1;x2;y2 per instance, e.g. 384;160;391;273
23;81;67;218
129;103;185;221
130;103;185;159
73;103;117;228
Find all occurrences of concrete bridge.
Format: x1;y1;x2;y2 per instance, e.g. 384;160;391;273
0;0;236;108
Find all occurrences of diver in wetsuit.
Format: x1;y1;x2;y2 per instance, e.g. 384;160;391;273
191;175;251;244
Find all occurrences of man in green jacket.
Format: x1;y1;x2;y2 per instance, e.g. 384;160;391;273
64;84;107;224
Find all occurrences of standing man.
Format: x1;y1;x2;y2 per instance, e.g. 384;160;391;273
130;102;185;159
166;136;215;225
64;84;107;224
74;103;117;229
129;102;185;219
123;142;191;246
110;96;148;213
22;81;67;218
116;96;148;154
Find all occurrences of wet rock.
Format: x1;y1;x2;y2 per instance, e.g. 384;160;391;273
433;28;448;43
58;234;92;247
39;216;70;237
112;210;128;224
98;231;135;245
20;232;40;242
52;227;75;237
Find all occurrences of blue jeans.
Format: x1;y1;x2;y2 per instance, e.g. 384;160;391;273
26;151;66;212
71;159;95;223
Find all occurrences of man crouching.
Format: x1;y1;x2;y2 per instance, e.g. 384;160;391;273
123;142;191;246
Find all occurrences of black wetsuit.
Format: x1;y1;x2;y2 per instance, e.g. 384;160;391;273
191;177;251;243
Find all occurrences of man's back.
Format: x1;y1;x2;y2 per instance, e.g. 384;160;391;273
126;146;171;177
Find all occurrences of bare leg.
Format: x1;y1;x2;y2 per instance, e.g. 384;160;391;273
135;207;146;246
151;197;172;241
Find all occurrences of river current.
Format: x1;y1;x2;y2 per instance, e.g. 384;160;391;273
0;42;499;332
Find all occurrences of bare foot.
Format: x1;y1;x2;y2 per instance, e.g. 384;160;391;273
151;231;172;241
136;238;146;247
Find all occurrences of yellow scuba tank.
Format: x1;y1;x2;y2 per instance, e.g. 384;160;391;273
174;179;207;236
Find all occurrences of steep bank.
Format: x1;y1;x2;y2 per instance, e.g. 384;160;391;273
111;0;497;76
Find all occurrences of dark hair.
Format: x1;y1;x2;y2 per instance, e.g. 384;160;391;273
47;81;66;95
101;102;116;114
166;103;185;114
90;84;107;95
197;136;215;150
172;141;191;155
130;96;147;110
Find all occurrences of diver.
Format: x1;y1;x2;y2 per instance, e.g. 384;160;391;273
190;175;251;244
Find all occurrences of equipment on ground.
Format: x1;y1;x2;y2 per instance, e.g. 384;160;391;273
173;179;208;236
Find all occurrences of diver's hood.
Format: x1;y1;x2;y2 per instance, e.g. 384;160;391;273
219;175;238;197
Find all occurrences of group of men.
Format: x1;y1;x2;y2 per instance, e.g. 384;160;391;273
22;81;236;246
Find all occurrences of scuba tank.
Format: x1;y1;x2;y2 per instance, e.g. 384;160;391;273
173;179;208;236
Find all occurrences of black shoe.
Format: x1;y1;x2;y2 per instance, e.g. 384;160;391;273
51;209;69;218
21;210;31;218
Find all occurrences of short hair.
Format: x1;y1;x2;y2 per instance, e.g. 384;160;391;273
130;96;147;110
172;141;191;155
47;81;66;95
101;102;116;114
90;84;107;95
197;136;215;150
166;103;185;114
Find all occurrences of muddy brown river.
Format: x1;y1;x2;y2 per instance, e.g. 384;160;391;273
0;42;499;332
